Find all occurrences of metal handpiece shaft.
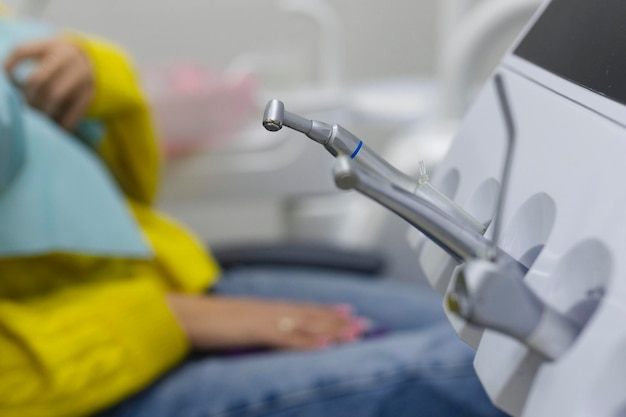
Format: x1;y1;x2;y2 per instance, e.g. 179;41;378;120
263;100;414;185
333;156;520;266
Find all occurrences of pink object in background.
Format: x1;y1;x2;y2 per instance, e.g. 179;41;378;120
144;64;258;160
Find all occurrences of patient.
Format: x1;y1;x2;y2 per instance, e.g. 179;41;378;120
0;9;508;417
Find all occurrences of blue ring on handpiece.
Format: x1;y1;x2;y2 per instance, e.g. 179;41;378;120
350;140;363;159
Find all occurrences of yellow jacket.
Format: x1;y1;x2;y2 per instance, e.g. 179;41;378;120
0;34;221;417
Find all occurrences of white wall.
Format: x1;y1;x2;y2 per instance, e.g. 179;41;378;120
13;0;441;84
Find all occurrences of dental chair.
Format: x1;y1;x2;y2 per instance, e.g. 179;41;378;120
265;0;626;414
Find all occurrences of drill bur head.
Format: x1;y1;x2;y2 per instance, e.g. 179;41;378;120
263;120;282;131
263;99;285;131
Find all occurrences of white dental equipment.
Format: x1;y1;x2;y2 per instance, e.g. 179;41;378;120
263;0;626;415
406;0;626;414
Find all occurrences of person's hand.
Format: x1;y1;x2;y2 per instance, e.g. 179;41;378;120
167;294;371;351
4;37;94;131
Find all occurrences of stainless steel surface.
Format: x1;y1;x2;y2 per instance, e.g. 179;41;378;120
489;73;516;258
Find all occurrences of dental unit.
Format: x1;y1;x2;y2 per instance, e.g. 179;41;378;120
261;0;626;414
263;73;581;362
262;99;486;235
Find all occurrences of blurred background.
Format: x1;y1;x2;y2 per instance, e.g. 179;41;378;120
5;0;542;281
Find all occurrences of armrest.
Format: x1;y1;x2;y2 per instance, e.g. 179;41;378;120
211;241;387;276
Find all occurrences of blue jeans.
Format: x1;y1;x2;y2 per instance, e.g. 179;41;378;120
101;268;508;417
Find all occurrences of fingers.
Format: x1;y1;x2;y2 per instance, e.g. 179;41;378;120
60;89;92;131
170;296;374;353
4;38;94;131
267;303;372;350
298;309;351;337
4;39;52;77
25;49;74;111
277;332;329;350
48;63;93;129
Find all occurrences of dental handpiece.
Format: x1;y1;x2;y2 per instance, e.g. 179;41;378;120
263;99;486;235
447;259;581;360
332;155;522;268
334;154;578;360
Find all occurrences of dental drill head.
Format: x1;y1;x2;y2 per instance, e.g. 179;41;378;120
263;99;333;144
262;99;284;132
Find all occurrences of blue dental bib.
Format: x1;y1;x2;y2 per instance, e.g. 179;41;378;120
0;18;151;258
